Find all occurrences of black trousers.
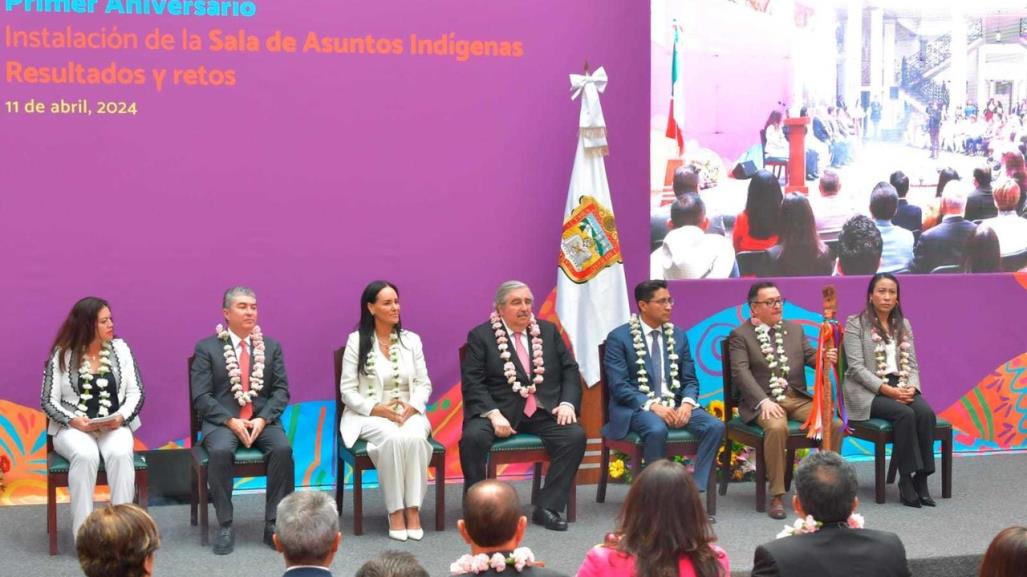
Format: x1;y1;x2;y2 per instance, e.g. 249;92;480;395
870;383;937;477
203;423;294;526
459;410;585;514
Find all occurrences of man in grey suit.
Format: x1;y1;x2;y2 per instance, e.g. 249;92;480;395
190;286;294;554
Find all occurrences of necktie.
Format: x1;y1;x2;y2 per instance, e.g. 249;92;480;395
514;332;537;417
650;329;663;397
238;340;253;420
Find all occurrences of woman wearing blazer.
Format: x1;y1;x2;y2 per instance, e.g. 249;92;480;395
40;297;145;539
843;273;937;508
340;280;432;541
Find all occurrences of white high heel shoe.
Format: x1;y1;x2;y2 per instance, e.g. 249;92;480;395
388;517;407;541
406;527;424;541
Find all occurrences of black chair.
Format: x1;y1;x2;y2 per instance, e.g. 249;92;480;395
736;250;771;277
458;345;577;522
930;264;961;274
188;356;268;546
1001;248;1027;272
332;347;446;536
760;128;787;179
717;339;821;512
47;436;148;555
847;418;953;504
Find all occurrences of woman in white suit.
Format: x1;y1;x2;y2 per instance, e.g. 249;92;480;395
842;273;937;509
340;280;432;541
40;297;145;539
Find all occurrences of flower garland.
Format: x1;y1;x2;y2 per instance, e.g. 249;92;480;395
76;341;114;418
628;315;680;407
450;548;535;575
216;324;266;407
776;513;865;538
490;312;544;398
755;322;788;402
365;332;402;411
871;329;912;389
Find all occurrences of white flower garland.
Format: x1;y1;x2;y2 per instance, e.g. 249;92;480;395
365;331;402;411
450;547;535;575
76;341;114;418
216;323;266;407
490;312;544;398
628;315;681;407
755;322;789;402
871;329;912;388
776;513;865;538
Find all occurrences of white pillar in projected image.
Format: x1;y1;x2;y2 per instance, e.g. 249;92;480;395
883;19;896;93
869;8;883;104
845;0;863;108
949;5;968;112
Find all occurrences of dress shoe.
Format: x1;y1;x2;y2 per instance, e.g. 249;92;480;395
263;522;277;549
898;474;921;508
707;515;717;525
767;496;787;520
213;526;234;555
914;473;936;507
406;528;424;541
532;508;568;531
388;515;408;541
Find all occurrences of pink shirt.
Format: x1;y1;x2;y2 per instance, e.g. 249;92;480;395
577;544;730;577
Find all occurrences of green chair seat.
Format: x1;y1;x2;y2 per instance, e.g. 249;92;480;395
191;445;266;466
849;416;952;433
48;452;148;474
619;428;699;445
491;434;544;452
726;416;809;438
343;438;446;457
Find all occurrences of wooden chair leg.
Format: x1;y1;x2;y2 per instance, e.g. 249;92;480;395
434;460;445;531
941;430;952;499
718;438;731;497
189;467;198;526
199;468;209;546
784;448;796;492
754;445;767;513
335;460;345;519
874;439;887;504
628;449;643;479
596;444;610;503
48;476;58;556
137;471;149;511
706;466;717;516
353;465;363;536
530;463;543;505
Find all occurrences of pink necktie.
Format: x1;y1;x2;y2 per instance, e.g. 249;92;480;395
238;340;253;420
514;332;537;417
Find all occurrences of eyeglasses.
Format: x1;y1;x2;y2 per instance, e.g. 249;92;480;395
647;298;675;307
753;298;786;308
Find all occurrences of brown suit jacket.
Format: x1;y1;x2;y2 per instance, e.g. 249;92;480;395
728;320;816;423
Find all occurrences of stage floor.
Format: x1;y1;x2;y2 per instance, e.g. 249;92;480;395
4;452;1024;577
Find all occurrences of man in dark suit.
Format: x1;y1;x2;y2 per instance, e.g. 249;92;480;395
751;451;911;577
602;280;724;502
965;165;997;222
912;181;978;273
729;282;844;519
455;480;569;577
889;171;922;233
273;491;339;577
460;280;585;531
190;286;294;554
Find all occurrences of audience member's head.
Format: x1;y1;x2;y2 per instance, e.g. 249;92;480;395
979;526;1027;577
274;491;341;568
889;171;910;198
963;225;1002;273
355;551;430;577
837;215;883;275
459;480;526;553
936;167;961;198
672;166;700;198
765;110;784;129
745;170;784;240
973;165;993;190
869;182;899;221
77;504;160;577
616;460;722;577
793;451;858;524
819;169;841;197
670;193;706;230
993;179;1021;213
777;194;826;273
940;180;970;217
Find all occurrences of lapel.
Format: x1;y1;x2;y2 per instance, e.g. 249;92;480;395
69;350;80;394
109;342;123;399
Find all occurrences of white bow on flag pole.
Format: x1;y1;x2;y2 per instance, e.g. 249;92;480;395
555;66;630;387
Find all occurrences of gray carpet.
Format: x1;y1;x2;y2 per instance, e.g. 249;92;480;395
3;453;1024;577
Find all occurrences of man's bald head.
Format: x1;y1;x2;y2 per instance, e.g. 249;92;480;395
462;480;522;547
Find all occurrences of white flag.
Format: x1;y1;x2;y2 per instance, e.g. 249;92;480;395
556;67;630;387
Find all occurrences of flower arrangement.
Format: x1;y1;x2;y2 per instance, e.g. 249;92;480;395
776;513;865;538
608;450;630;483
755;323;789;402
628;315;680;407
489;312;544;398
216;324;266;406
871;329;912;388
450;548;536;574
75;341;114;418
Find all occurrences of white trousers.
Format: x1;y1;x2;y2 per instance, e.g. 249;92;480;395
360;414;431;514
53;427;136;539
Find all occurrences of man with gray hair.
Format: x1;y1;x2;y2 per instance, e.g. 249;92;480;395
751;451;910;577
912;180;978;273
274;491;340;577
355;550;428;577
459;281;585;531
191;286;294;554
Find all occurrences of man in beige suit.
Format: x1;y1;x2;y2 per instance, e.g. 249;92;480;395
728;282;844;519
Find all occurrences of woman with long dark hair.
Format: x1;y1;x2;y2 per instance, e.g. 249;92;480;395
962;225;1002;273
577;460;729;577
769;194;834;276
842;274;937;508
733;170;783;252
979;526;1027;577
339;280;432;541
41;297;145;540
